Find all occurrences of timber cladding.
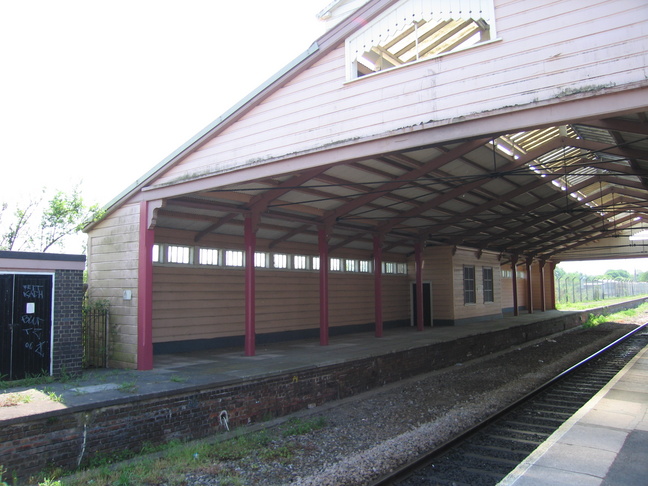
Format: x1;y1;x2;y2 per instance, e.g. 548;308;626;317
0;313;588;481
151;260;410;345
86;203;141;369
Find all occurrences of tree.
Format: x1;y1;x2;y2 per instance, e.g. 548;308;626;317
0;186;102;253
0;197;42;251
603;269;632;280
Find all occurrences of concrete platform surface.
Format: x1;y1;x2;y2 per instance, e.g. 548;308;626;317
1;309;575;421
499;339;648;486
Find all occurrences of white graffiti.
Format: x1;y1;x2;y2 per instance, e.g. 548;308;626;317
22;284;44;299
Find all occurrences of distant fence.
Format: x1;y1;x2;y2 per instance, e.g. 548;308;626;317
556;276;648;304
82;299;109;368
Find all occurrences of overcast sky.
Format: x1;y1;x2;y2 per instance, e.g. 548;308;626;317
0;0;326;208
2;1;648;273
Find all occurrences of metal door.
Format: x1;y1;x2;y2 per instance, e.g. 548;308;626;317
0;274;53;380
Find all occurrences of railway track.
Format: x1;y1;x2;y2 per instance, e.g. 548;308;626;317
372;324;648;486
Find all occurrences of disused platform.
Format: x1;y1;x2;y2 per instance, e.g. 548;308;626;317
0;304;640;480
2;309;582;419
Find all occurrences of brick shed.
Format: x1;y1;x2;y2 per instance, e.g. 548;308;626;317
0;251;86;380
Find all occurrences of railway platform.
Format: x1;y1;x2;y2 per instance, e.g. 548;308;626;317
500;339;648;485
0;302;644;481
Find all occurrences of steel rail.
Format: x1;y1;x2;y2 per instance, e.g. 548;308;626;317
370;322;648;485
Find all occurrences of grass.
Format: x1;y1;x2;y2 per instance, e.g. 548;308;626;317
33;416;327;485
0;374;56;388
556;294;648;311
118;381;138;393
581;302;648;328
0;392;32;407
43;389;64;404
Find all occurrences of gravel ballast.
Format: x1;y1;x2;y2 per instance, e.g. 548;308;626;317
183;318;644;485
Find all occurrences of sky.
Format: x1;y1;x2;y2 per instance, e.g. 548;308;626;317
0;0;328;208
2;1;648;274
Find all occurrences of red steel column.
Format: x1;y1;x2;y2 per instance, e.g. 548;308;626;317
319;227;329;346
548;261;557;309
415;241;424;331
244;215;257;356
137;200;154;370
511;255;519;317
526;257;533;314
539;260;546;311
373;235;383;338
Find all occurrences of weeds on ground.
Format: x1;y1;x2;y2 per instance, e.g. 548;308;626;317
0;392;32;407
118;381;137;393
582;302;648;328
0;373;56;388
281;417;327;437
49;416;327;485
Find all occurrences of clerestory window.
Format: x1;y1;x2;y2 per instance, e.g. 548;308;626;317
346;0;495;79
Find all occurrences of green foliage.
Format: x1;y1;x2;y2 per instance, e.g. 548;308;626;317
582;302;648;328
55;413;330;485
39;479;62;486
0;184;102;253
281;417;327;437
583;313;607;328
0;197;40;251
0;372;55;387
38;186;103;252
0;465;9;486
603;269;631;280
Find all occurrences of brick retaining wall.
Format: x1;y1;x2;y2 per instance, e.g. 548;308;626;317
1;301;644;481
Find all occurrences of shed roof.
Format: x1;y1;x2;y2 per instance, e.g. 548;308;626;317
89;0;648;263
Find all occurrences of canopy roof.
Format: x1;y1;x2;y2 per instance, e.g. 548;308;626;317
152;110;648;262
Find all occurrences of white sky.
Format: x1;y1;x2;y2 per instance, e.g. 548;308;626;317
2;1;648;275
0;0;327;208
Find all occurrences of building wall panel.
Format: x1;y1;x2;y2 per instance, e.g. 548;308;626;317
151;262;410;345
86;202;141;369
153;0;647;189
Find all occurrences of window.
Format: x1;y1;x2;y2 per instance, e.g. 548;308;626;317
167;245;191;264
225;250;244;267
152;244;160;263
199;248;219;266
345;259;358;272
464;265;476;304
384;262;396;274
346;0;495;79
483;266;494;303
312;257;320;271
330;258;342;271
359;260;372;273
294;255;308;270
255;252;269;268
273;253;288;269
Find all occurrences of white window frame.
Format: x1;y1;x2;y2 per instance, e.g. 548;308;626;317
225;250;244;267
167;245;192;264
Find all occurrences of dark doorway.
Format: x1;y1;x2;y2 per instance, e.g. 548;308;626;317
0;274;53;380
411;282;433;327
